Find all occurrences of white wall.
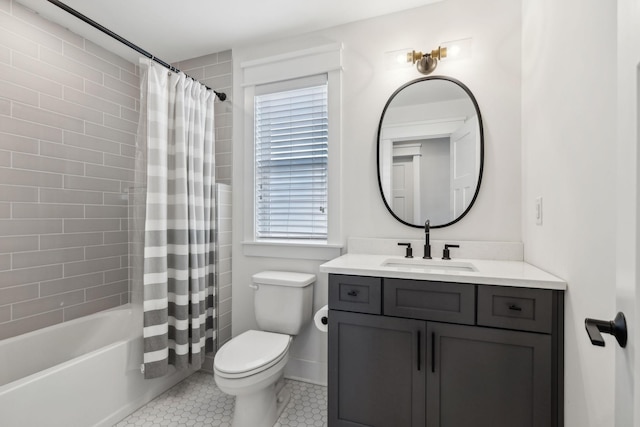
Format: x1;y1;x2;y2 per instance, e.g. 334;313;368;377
336;0;522;243
231;0;521;384
521;0;617;425
616;0;640;424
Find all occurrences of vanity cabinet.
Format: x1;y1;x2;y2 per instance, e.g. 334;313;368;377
329;310;425;427
426;323;551;427
328;274;564;427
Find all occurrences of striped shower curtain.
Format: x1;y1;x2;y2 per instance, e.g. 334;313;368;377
138;60;216;379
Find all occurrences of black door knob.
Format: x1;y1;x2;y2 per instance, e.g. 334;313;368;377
585;312;627;348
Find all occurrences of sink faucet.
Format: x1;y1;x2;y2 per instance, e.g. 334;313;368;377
398;242;413;258
423;220;432;259
442;244;460;260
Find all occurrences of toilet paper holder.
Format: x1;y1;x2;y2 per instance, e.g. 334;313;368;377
313;305;329;332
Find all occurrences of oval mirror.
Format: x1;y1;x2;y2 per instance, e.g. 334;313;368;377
377;76;484;228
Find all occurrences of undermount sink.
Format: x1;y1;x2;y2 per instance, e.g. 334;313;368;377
382;258;478;273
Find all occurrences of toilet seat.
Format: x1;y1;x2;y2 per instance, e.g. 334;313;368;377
214;330;291;379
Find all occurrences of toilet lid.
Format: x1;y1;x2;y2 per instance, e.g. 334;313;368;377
252;271;316;287
214;330;291;376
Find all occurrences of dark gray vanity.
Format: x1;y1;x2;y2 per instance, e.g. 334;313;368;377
327;272;564;427
329;71;567;427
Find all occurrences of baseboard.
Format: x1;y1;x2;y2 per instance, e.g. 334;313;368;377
284;357;327;386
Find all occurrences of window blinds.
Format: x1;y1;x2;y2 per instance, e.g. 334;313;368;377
255;76;328;240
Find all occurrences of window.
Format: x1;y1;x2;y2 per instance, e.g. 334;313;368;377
240;42;343;260
254;76;328;240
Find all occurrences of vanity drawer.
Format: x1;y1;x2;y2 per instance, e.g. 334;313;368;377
383;278;476;324
477;286;553;333
329;274;382;314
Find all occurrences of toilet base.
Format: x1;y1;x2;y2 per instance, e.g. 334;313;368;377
275;378;291;419
214;344;291;427
232;377;290;427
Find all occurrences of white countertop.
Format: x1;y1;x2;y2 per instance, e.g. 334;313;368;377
319;253;567;290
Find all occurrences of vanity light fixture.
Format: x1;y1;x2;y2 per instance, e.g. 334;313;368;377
406;38;472;75
407;47;445;75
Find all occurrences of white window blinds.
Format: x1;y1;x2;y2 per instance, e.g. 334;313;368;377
255;75;328;240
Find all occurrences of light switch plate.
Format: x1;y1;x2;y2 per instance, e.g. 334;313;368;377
535;197;543;225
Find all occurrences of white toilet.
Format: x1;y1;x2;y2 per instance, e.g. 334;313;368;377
213;271;315;427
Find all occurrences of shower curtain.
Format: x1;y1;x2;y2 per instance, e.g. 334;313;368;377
136;59;216;379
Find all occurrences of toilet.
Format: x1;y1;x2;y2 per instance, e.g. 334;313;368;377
213;271;315;427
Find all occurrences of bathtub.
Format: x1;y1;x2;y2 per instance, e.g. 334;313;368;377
0;304;195;427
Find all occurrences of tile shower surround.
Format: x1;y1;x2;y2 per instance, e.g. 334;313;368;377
0;0;233;340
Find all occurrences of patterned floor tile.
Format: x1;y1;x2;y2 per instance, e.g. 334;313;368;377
115;371;327;427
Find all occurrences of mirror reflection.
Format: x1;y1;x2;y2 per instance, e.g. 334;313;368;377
377;77;484;228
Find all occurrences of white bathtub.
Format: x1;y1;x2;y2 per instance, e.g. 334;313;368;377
0;304;195;427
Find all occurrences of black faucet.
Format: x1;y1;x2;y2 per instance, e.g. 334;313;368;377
398;242;413;258
442;244;460;260
423;220;431;259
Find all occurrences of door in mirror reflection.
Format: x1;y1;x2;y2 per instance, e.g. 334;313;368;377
377;76;484;228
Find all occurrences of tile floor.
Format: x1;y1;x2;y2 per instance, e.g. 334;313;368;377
115;371;328;427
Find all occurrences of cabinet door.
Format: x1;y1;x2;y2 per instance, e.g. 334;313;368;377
427;323;552;427
329;310;426;427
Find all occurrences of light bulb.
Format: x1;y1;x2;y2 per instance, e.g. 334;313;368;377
384;48;414;70
440;38;472;60
448;45;461;57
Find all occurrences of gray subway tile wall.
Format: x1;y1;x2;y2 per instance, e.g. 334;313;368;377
0;0;138;340
0;0;233;341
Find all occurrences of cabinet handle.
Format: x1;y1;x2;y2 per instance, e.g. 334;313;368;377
347;290;359;297
431;332;435;373
508;304;522;312
417;331;421;371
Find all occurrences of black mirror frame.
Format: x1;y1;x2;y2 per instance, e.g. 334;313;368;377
376;76;484;229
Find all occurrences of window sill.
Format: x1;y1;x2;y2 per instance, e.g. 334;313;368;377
242;240;343;261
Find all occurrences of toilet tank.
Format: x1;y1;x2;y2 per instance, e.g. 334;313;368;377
252;271;315;335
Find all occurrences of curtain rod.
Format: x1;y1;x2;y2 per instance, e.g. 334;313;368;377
46;0;227;102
